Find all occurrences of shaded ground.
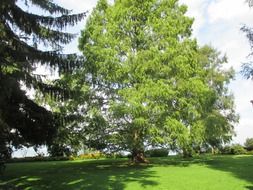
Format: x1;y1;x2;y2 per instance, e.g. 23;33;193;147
0;155;252;190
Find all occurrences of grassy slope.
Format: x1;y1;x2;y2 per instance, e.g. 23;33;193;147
0;155;253;190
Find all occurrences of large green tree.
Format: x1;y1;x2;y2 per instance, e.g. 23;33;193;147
0;0;85;161
77;0;237;161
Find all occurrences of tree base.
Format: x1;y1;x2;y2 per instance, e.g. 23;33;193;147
131;152;149;163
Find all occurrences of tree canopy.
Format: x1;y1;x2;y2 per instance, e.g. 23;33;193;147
76;0;237;161
0;0;85;160
0;0;238;162
197;45;238;153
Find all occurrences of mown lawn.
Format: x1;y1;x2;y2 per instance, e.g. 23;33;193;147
0;155;253;190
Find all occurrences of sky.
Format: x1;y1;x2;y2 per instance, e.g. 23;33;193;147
13;0;253;156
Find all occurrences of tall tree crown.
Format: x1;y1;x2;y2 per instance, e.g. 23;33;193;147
77;0;237;160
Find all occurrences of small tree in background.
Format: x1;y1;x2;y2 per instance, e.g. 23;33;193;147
244;138;253;151
197;46;238;154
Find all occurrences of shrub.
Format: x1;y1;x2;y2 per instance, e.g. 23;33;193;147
246;150;253;155
231;144;246;155
244;138;253;151
221;144;247;155
7;156;70;163
107;153;126;159
71;151;106;160
145;149;168;157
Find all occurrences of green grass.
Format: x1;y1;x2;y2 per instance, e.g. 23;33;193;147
1;155;253;190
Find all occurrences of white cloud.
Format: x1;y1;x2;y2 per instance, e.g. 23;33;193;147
208;0;252;23
180;0;209;37
56;0;98;12
208;0;253;25
233;120;253;144
230;78;253;144
206;26;250;70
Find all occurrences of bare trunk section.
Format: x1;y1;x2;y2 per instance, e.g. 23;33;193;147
131;149;149;163
182;148;193;158
131;129;148;163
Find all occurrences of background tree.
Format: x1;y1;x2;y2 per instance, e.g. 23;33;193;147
0;0;86;161
77;0;236;161
244;138;253;151
197;46;238;154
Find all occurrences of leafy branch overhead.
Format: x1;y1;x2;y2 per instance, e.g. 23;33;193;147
0;0;86;160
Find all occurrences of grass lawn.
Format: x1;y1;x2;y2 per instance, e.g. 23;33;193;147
0;155;253;190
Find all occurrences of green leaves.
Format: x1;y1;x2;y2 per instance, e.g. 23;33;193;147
0;0;85;160
78;0;198;154
76;0;237;157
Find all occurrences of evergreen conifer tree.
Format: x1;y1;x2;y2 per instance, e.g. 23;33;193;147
0;0;85;161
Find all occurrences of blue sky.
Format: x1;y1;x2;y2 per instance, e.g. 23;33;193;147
13;0;253;157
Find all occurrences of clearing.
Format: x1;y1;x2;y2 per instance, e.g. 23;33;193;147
0;155;253;190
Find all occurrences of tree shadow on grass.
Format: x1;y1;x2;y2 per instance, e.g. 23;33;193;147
204;155;253;188
0;159;159;190
150;155;253;189
148;155;212;167
2;155;253;190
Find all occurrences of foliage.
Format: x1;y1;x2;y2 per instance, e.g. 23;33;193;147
48;144;72;157
77;0;237;161
221;144;246;155
197;46;238;151
220;145;232;155
70;152;106;160
244;138;253;151
230;144;246;155
145;149;168;157
0;0;85;161
246;150;253;155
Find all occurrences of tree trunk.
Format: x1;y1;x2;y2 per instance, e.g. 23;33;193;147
130;129;148;163
131;149;149;163
182;148;193;158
